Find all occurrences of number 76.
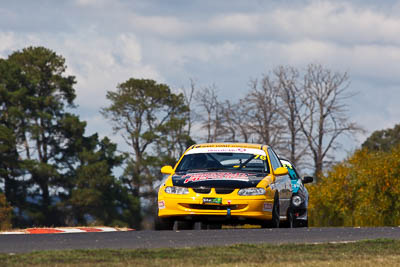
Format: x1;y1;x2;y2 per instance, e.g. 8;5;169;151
254;154;266;160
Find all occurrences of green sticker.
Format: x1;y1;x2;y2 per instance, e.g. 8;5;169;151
203;197;222;204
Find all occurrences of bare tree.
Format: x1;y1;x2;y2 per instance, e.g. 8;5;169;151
196;85;224;142
244;75;284;147
274;66;308;166
297;64;361;179
220;99;253;143
190;64;360;180
181;79;197;138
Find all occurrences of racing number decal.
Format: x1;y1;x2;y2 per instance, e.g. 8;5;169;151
254;154;266;160
283;163;293;170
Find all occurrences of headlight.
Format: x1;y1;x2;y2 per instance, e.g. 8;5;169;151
165;186;189;195
292;195;302;207
238;187;266;196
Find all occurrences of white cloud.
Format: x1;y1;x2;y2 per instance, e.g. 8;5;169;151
182;41;239;63
119;34;142;64
267;40;335;64
208;13;261;35
141;40;240;78
283;1;400;44
58;32;162;109
0;32;16;57
252;38;400;85
129;14;189;37
74;0;109;7
349;45;400;81
204;1;400;46
1;29;161;111
0;32;45;57
2;0;400;155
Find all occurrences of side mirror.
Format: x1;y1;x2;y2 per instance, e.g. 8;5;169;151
161;165;174;175
302;176;314;184
274;166;289;176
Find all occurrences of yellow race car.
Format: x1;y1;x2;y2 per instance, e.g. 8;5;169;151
155;143;292;230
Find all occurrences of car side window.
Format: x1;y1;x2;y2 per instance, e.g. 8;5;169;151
290;165;301;179
284;164;300;179
268;148;282;171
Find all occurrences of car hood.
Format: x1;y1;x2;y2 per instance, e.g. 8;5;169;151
172;171;266;188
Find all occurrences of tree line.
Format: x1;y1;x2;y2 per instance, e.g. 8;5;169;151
309;126;400;226
0;46;359;229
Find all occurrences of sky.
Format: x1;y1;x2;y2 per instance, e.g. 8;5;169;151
1;0;400;159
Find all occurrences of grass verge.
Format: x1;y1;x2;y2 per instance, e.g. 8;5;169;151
1;239;400;267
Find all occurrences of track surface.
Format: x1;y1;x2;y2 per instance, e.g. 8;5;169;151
1;227;400;253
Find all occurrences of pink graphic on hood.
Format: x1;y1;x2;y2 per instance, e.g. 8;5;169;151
182;172;249;183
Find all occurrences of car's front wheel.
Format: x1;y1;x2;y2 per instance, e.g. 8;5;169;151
294;219;308;228
286;209;295;228
175;220;194;230
261;194;280;228
154;217;174;230
193;222;222;230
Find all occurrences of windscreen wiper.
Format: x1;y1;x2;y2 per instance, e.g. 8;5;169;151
237;155;256;170
205;167;223;171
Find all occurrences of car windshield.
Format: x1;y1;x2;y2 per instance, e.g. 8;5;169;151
176;152;269;173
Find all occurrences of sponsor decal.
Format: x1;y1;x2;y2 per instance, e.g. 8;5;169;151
281;160;293;169
291;179;301;193
263;202;273;212
203;197;222;204
268;179;292;191
195;144;259;148
186;147;266;156
182;172;249;183
158;200;165;209
206;148;247;153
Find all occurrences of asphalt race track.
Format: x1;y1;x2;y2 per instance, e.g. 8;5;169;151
1;227;400;253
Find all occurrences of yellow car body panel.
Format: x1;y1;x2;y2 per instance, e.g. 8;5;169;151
158;186;275;220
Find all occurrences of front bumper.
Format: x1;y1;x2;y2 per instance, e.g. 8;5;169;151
158;188;274;221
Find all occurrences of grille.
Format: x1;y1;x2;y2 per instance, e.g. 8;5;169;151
192;187;211;194
192;187;236;194
215;188;235;194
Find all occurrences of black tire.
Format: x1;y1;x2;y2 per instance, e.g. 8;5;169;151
175;220;194;230
193;222;206;230
207;223;222;230
271;195;280;228
154;217;174;230
294;219;308;228
193;222;222;230
281;208;294;228
261;193;280;228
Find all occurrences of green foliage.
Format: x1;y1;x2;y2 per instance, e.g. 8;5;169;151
0;125;19;179
309;145;400;226
0;47;141;228
102;79;191;213
0;193;12;230
68;137;140;228
2;47;80;226
8;46;76;106
362;123;400;152
0;58;31;225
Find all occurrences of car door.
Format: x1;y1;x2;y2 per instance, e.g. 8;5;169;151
268;148;292;219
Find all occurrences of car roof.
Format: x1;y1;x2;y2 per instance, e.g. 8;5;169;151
189;142;268;150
